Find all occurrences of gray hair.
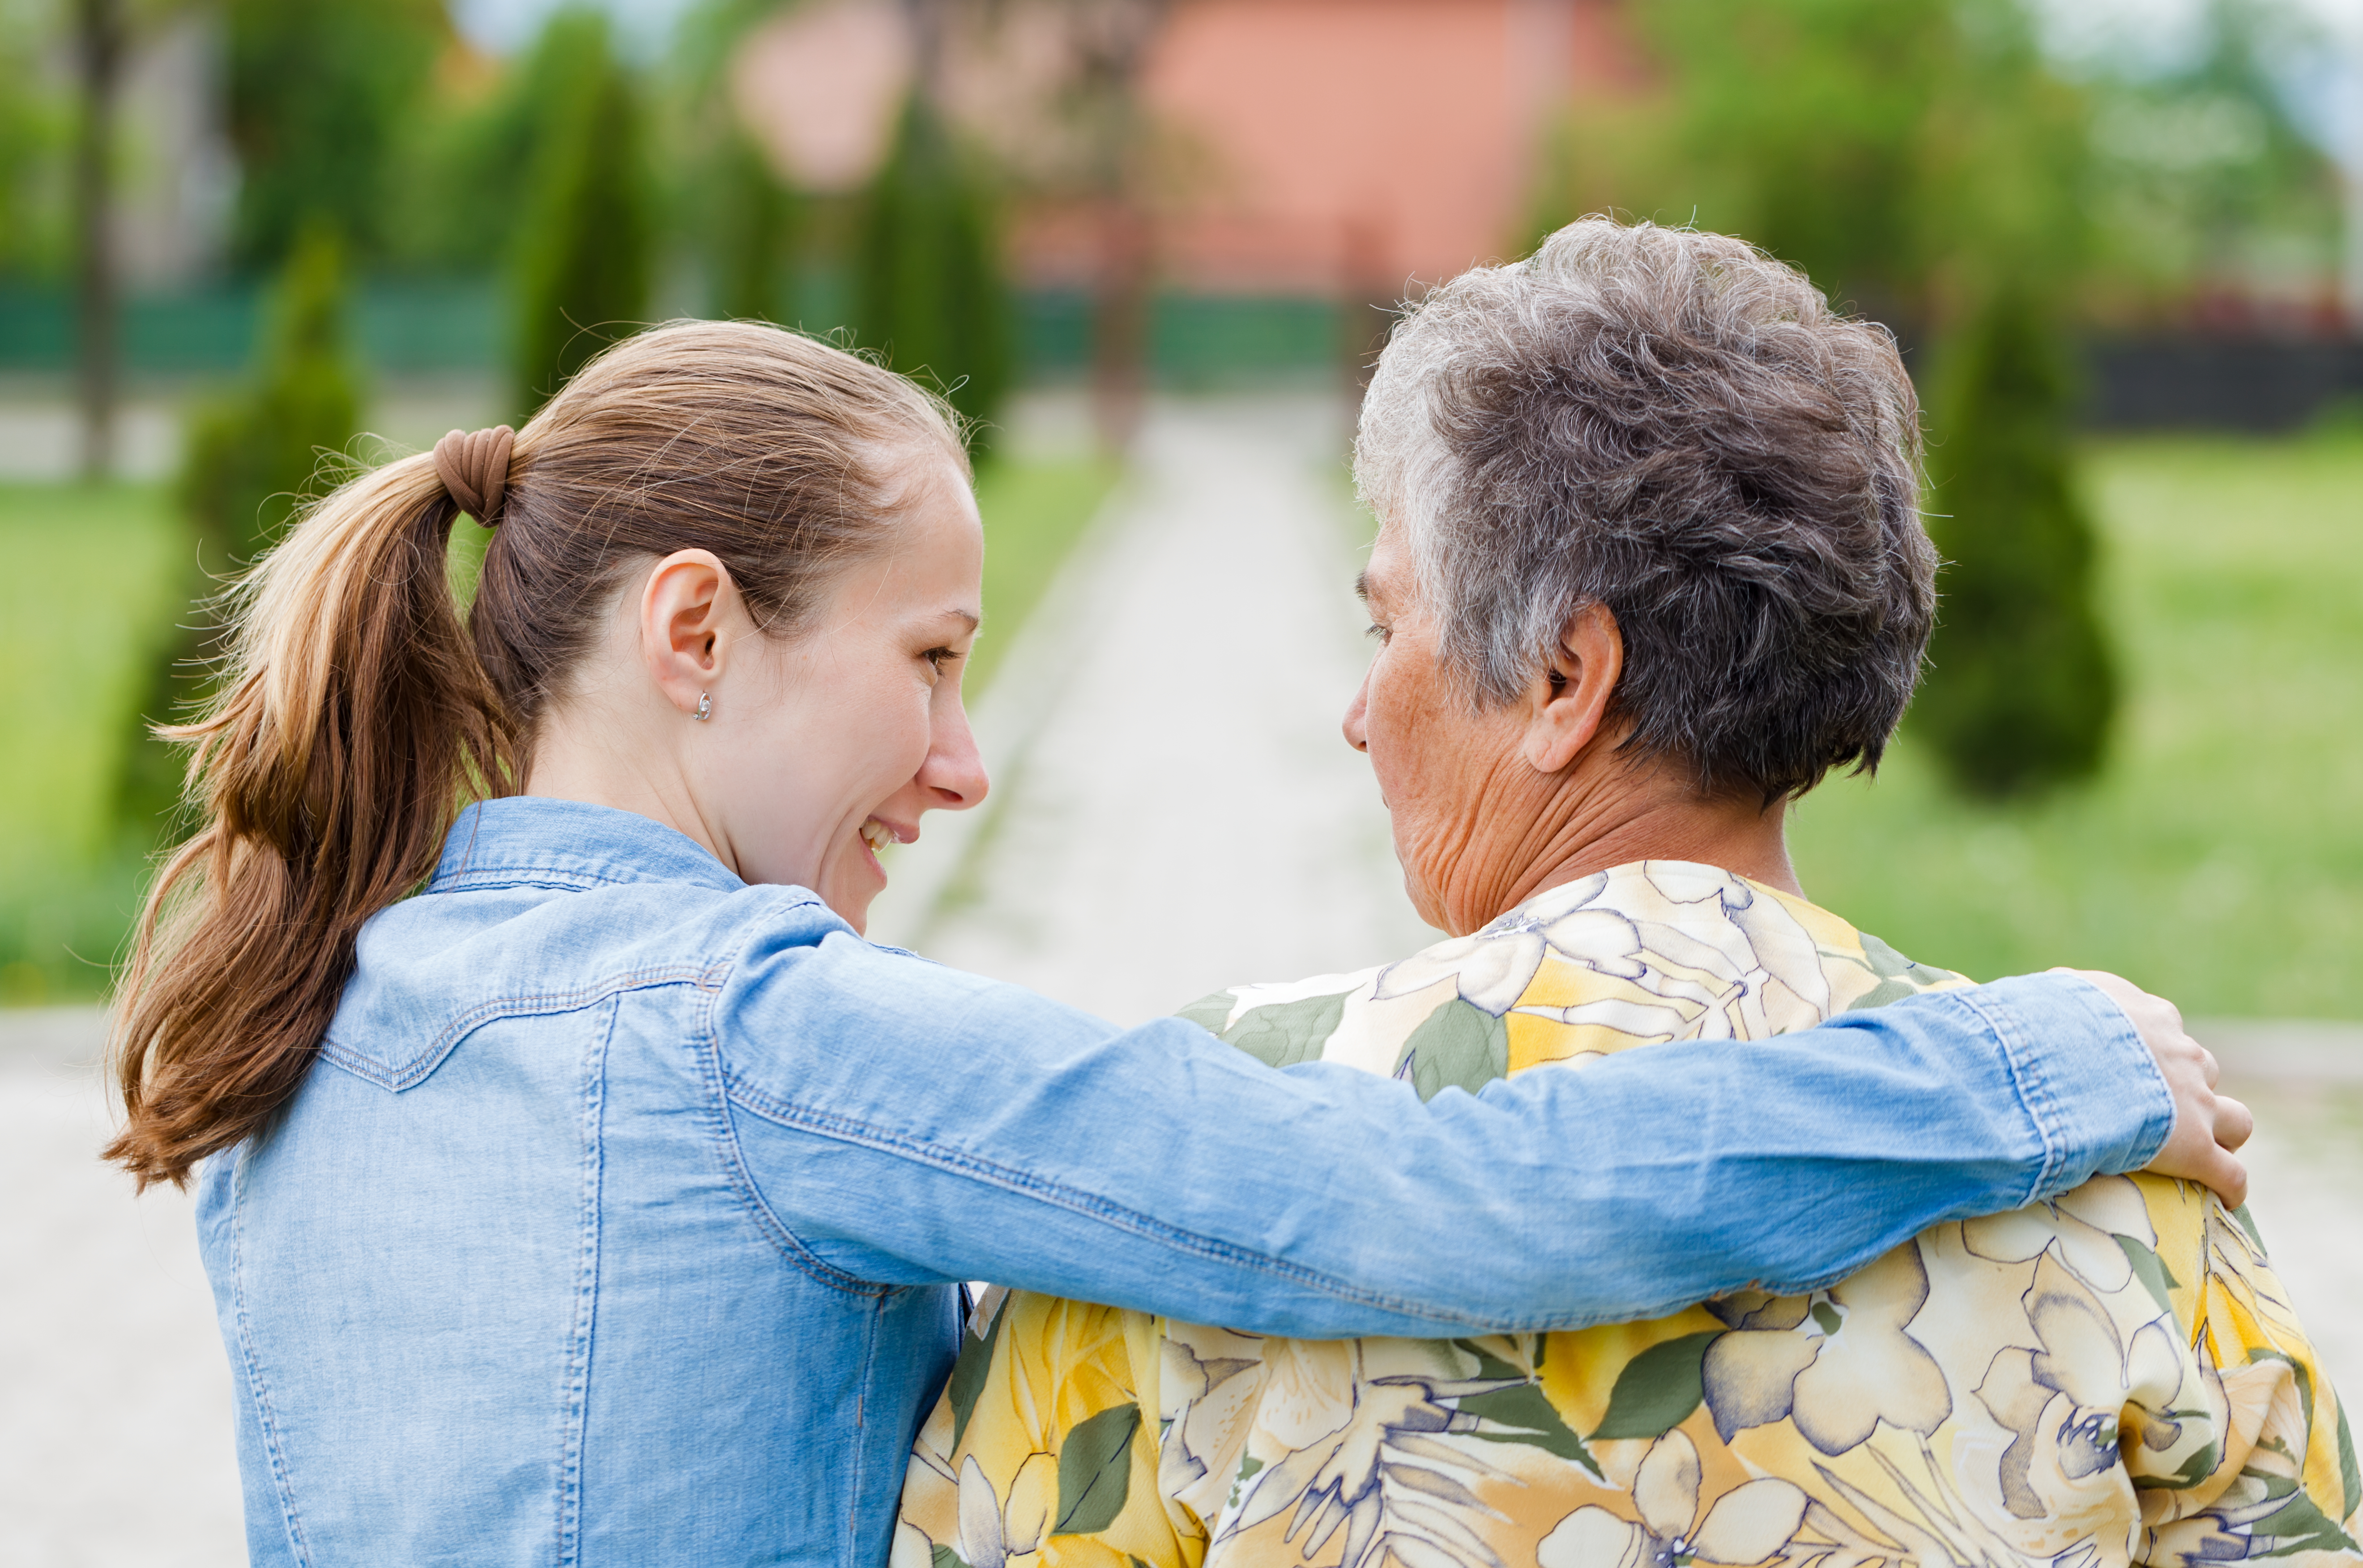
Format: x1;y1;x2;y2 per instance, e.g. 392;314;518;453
1354;217;1936;803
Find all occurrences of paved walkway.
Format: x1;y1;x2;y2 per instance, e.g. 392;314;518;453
5;393;2358;1564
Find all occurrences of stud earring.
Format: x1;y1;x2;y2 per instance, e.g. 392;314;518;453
693;692;712;722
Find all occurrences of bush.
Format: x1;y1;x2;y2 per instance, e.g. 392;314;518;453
510;10;652;419
854;93;1012;448
1913;286;2117;798
224;0;444;269
119;226;362;841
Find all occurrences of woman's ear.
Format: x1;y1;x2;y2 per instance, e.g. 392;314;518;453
1520;601;1623;774
640;550;739;718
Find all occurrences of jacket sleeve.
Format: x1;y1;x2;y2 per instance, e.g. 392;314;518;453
716;920;2174;1336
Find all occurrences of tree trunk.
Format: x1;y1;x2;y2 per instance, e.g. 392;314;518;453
74;0;124;482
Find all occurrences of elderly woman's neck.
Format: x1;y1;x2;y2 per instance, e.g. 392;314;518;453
1448;770;1801;936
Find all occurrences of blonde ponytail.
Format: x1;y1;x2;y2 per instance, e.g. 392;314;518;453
106;456;516;1188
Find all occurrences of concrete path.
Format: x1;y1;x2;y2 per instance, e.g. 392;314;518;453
5;392;2358;1564
866;393;1433;1017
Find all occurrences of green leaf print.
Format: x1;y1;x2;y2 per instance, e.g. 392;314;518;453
2337;1397;2361;1526
2233;1202;2271;1257
931;1547;969;1568
947;1292;1009;1451
1394;999;1510;1101
1174;991;1237;1035
1055;1402;1142;1536
1459;1381;1603;1476
2116;1234;2181;1315
2244;1470;2363;1556
1222;992;1351;1070
1593;1331;1721;1439
1835;933;1958;1010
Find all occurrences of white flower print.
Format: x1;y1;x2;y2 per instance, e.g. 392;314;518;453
1538;1431;1809;1568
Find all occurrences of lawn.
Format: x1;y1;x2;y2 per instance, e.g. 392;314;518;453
0;454;1117;1004
1789;433;2363;1018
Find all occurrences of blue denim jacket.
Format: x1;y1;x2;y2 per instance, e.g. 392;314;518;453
195;797;2171;1568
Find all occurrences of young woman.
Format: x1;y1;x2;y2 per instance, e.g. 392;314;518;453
107;322;2236;1567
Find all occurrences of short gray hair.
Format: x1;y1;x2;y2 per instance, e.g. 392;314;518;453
1355;217;1935;803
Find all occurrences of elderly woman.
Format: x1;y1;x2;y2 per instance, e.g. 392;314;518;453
895;221;2355;1568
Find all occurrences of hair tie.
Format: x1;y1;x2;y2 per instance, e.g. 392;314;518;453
433;426;516;526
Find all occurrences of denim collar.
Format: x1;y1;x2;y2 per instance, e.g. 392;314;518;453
426;796;747;896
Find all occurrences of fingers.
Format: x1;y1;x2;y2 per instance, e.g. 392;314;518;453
2215;1093;2255;1155
2058;968;2256;1209
2195;1142;2249;1210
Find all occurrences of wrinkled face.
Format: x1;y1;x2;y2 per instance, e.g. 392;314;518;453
707;455;988;930
1344;521;1542;935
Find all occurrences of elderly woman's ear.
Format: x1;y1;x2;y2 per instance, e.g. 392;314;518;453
1519;602;1624;775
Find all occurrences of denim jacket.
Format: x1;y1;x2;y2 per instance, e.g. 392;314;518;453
194;797;2171;1568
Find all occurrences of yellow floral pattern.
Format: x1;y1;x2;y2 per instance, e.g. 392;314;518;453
895;861;2361;1568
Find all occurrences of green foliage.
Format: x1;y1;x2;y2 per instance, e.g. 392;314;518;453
1624;0;1956;312
855;94;1013;447
1914;285;2117;798
2079;0;2344;310
0;0;67;277
180;226;364;565
708;129;797;322
1534;0;2088;324
121;226;363;838
509;9;653;418
224;0;446;269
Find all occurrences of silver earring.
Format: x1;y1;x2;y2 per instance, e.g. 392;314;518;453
693;692;712;722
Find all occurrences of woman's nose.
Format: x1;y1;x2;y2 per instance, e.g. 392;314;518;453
1342;673;1371;754
922;706;990;810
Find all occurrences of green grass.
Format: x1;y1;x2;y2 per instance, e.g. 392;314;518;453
1791;433;2363;1018
968;455;1122;693
0;456;1118;1004
0;481;186;1003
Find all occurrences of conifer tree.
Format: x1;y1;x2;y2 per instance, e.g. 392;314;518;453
1915;285;2117;798
711;130;795;324
854;93;1011;448
510;10;652;418
122;226;363;839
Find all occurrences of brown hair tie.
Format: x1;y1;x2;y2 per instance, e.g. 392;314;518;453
433;425;516;525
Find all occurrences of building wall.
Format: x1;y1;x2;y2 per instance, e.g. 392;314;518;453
1139;0;1630;294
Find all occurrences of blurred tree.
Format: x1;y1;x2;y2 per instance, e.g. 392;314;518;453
2079;0;2343;317
224;0;446;269
509;8;653;418
1059;0;1169;454
854;89;1011;447
72;0;124;478
0;0;66;279
1630;0;1951;321
708;128;797;323
1915;283;2117;797
121;226;363;840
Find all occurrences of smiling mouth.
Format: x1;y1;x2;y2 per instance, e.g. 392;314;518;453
859;819;905;855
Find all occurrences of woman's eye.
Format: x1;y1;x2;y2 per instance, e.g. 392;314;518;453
1365;622;1391;645
924;647;961;673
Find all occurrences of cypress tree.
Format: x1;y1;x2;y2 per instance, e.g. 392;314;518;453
854;93;1012;448
711;130;795;324
510;10;652;418
122;225;363;840
1915;285;2117;798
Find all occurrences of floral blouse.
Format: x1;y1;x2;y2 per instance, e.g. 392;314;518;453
894;861;2360;1568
